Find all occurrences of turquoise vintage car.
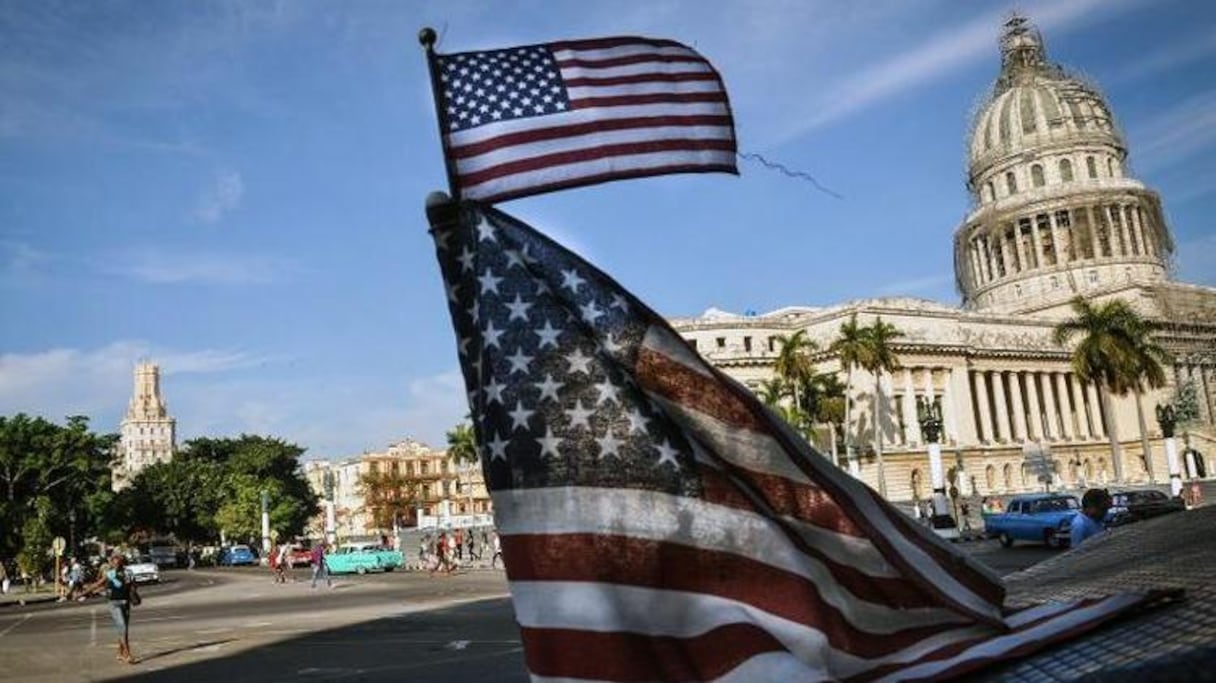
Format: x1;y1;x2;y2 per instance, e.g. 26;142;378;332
339;543;404;572
325;546;384;575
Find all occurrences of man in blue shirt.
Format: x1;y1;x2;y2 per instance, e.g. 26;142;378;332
1070;488;1112;547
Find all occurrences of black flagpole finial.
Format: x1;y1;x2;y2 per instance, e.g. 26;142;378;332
418;27;437;51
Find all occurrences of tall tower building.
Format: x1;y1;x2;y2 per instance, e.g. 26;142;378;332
113;362;177;491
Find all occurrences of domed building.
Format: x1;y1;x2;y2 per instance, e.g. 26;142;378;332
670;16;1215;503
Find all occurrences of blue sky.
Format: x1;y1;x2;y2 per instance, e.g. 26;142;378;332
2;0;1213;460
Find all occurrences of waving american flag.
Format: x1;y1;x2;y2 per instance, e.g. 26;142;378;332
426;196;1160;681
428;36;737;203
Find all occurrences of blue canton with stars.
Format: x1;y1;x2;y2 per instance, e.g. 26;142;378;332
435;46;571;133
429;201;699;495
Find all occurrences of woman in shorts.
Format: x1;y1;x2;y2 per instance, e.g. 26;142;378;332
85;554;138;664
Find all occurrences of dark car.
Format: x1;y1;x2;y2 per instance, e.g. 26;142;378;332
1104;489;1186;527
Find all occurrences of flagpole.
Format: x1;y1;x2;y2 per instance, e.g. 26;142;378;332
418;27;461;201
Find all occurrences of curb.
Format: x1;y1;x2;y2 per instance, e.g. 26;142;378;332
0;594;59;609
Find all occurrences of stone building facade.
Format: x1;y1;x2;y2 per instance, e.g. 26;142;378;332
113;362;176;491
670;17;1216;503
303;438;492;539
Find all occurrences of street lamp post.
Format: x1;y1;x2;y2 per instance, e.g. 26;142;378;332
1157;404;1183;497
260;489;271;557
918;397;957;539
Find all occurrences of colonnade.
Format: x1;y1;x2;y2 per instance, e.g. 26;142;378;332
965;201;1160;287
966;369;1104;445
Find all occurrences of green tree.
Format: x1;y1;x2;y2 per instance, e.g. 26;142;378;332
773;330;817;417
446;421;479;464
111;457;224;544
829;314;870;472
357;469;423;531
1053;297;1168;482
757;378;787;409
861;317;903;498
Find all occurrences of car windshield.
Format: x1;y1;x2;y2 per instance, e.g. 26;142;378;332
1118;491;1165;505
232;546;250;553
134;555;154;564
1031;498;1078;513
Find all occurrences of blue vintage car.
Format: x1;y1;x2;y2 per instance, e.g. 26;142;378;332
983;494;1079;548
219;544;258;566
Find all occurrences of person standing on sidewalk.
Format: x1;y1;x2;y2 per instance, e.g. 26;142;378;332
309;543;332;589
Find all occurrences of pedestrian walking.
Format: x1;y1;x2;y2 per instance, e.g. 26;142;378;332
84;554;140;664
0;560;9;594
490;530;502;570
455;527;464;561
467;531;478;561
310;543;332;589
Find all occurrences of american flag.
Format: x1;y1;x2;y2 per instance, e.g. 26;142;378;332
431;36;737;203
427;197;1160;681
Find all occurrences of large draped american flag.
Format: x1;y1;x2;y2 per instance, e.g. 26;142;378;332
426;196;1160;682
428;36;737;203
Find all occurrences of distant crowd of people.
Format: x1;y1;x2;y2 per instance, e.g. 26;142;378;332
419;527;500;576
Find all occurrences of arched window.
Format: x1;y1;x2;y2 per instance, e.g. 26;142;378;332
1020;464;1030;488
1086;156;1097;179
1002;463;1013;490
1107;157;1116;177
985;465;996;492
911;469;923;500
1005;171;1017;195
985;181;995;202
1059;158;1074;182
1031;164;1045;187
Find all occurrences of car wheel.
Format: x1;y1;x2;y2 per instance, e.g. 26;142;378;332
356;565;367;575
999;532;1014;548
1044;529;1058;548
384;567;394;573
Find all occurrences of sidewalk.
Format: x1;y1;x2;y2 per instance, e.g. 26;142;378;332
0;586;61;608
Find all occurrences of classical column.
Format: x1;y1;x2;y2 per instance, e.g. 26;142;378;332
1195;365;1213;424
1037;372;1058;440
902;369;921;446
1086;381;1106;438
1029;217;1046;269
1053;372;1074;440
970;241;984;285
945;367;971;445
992;371;1012;444
1086;205;1102;259
1105;205;1125;256
1069;374;1091;439
1135;206;1152;257
1123;205;1142;256
1008;371;1028;442
1139;207;1157;258
1026;372;1045;441
974;371;995;444
1048;210;1066;264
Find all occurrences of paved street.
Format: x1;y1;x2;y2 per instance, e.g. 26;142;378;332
0;539;1065;683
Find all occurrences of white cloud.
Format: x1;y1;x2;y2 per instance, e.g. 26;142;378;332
0;342;260;426
1130;89;1216;172
770;0;1126;143
104;248;293;285
1107;28;1216;85
195;170;244;224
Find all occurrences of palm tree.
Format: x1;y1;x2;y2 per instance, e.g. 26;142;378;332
758;378;788;410
829;314;870;475
773;330;817;415
445;421;479;464
1052;297;1168;483
862;317;903;498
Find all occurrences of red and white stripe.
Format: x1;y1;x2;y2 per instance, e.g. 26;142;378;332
489;320;1159;681
444;37;736;203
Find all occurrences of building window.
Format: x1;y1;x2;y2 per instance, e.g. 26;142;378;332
743;336;752;352
1005;171;1017;195
1014;284;1023;297
1107;157;1115;177
1050;276;1060;289
715;337;725;349
1086;156;1097;179
1031;164;1045;187
985;181;995;202
1059;158;1073;182
1087;270;1098;284
767;337;775;352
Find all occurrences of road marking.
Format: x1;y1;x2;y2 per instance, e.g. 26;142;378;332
445;640;471;650
140;615;186;624
196;627;234;635
243;621;272;628
0;614;30;637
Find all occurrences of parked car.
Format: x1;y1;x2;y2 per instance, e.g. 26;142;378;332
325;546;384;575
340;543;404;572
147;539;182;568
126;555;161;584
287;544;314;568
219;545;258;566
983;493;1079;548
1105;489;1186;527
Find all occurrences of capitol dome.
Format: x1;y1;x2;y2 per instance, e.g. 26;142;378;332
953;15;1173;314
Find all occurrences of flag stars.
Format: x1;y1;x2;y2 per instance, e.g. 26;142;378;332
560;268;586;293
504;294;532;322
478;268;503;295
477;220;497;243
565;401;594;430
610;293;629;312
564;348;593;375
484;379;506;405
594;379;621;405
654;440;682;468
482;321;505;350
534;320;562;349
507;401;534;431
457;247;476;273
536;428;563;459
596;433;623;459
505;347;534;375
534;374;564;402
579;301;604;325
624;408;650;435
486;433;509;461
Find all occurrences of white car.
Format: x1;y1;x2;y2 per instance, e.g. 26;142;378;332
126;555;161;584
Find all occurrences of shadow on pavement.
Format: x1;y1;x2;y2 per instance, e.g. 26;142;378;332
120;597;528;683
